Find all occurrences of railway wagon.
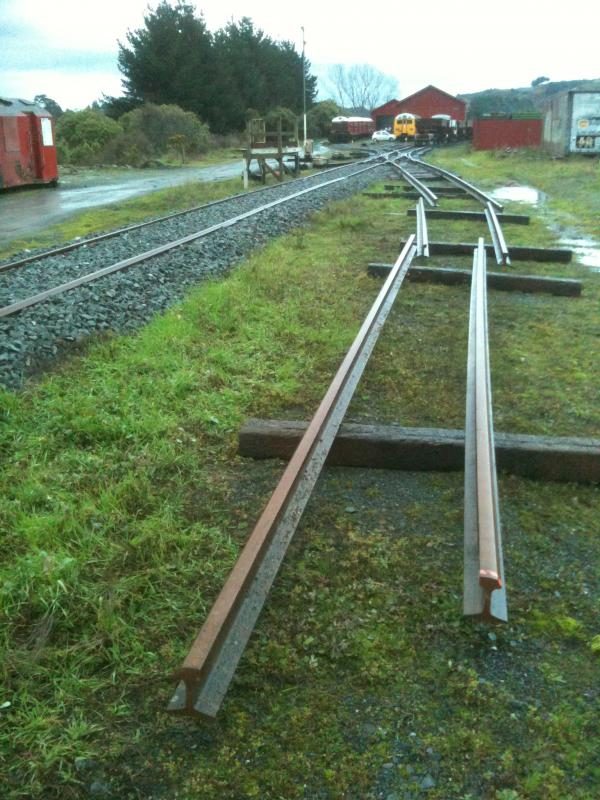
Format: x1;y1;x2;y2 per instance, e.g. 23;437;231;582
0;98;58;190
330;116;375;143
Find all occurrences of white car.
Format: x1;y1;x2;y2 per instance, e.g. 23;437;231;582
371;129;396;142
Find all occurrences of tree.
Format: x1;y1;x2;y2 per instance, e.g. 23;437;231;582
118;1;216;121
307;100;341;138
34;95;63;117
117;5;317;134
97;94;142;120
324;64;398;112
213;17;316;131
531;76;550;88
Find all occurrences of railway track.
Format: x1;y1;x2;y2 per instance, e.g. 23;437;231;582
3;147;560;716
0;148;412;388
169;149;515;719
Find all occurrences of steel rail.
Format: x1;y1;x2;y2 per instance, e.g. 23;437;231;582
0;151;396;274
387;159;438;207
167;235;417;719
408;153;504;212
415;198;430;257
0;162;384;320
463;238;507;622
484;202;511;266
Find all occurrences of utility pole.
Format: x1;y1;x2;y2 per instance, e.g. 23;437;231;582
301;26;307;148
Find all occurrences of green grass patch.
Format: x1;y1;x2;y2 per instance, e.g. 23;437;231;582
0;157;598;799
429;145;600;239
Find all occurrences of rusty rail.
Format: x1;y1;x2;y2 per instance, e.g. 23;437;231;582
463;238;507;622
167;235;417;719
485;202;511;266
415;198;429;257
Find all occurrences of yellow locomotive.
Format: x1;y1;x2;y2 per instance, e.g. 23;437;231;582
393;112;418;141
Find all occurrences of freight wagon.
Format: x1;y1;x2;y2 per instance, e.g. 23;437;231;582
0;98;58;189
330;116;375;143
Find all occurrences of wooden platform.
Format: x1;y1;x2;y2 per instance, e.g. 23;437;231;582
241;146;301;183
239;419;600;484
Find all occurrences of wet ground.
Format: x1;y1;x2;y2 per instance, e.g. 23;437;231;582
491;183;600;271
0;160;243;246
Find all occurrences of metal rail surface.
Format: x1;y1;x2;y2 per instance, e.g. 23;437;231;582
485;202;511;266
0;148;412;274
409;153;503;211
415;197;430;257
387;159;438;207
0;161;386;320
168;235;417;719
463;238;507;622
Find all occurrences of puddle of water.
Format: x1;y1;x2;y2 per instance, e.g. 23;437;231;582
490;185;600;270
558;237;600;270
491;185;546;205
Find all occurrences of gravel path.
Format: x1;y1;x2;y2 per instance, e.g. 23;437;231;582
0;161;394;390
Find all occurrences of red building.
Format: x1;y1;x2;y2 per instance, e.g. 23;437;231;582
0;98;58;189
473;117;543;150
372;85;467;129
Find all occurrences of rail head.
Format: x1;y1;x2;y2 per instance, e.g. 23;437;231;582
408;153;503;212
387;159;438;207
484;202;511;266
415;198;430;258
463;237;507;622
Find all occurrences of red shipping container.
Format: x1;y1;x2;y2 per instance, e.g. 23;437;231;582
0;97;58;189
473;118;542;150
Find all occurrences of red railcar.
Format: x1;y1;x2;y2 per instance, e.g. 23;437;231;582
330;116;375;143
0;98;58;190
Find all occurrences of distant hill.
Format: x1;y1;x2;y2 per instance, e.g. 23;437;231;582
459;78;600;117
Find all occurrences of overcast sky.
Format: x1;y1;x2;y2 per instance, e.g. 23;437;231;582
2;0;599;111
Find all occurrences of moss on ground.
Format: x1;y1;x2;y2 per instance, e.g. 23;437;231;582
0;152;598;799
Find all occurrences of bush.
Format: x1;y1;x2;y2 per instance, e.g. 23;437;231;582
100;130;154;167
56;110;122;164
120;103;210;157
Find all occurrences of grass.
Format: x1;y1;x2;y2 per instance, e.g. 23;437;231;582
429;144;600;238
0;151;599;799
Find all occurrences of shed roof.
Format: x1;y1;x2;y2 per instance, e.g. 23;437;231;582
398;85;466;109
0;98;51;118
